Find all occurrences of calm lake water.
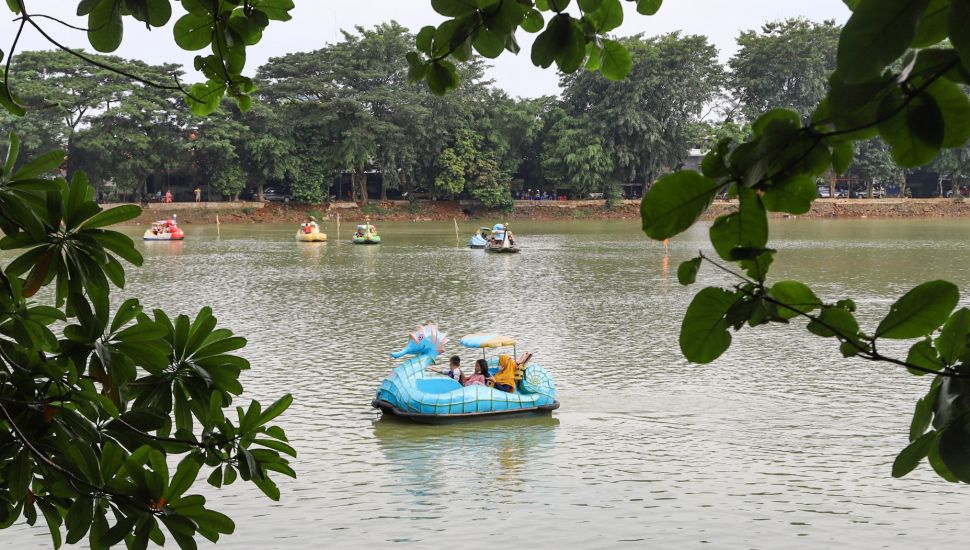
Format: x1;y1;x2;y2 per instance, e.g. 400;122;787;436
8;218;970;548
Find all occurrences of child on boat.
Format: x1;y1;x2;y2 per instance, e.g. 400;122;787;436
427;355;465;384
464;359;489;386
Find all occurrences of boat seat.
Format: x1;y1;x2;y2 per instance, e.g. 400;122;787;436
514;352;533;381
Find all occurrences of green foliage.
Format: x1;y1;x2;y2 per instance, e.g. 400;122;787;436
1;1;295;116
729;19;841;120
0;134;294;548
409;0;677;94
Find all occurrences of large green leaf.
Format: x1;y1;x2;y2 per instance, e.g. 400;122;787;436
599;39;631;81
768;281;822;320
173;13;213;51
79;205;141;230
878;92;944;167
680;287;737;364
951;0;970;71
939;422;970;483
584;0;622;32
641;171;720;240
709;188;768;262
935;308;970;366
761;176;817;215
636;0;663;15
807;307;860;338
836;0;930;82
875;280;959;339
892;431;935;478
88;0;124;52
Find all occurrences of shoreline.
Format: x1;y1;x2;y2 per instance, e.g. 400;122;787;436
110;198;970;225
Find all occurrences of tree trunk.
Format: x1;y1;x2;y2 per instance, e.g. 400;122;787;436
828;172;835;198
357;169;369;203
380;173;387;201
939;173;944;198
866;178;873;199
898;171;907;198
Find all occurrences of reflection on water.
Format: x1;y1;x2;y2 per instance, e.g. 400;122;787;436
373;416;559;493
6;219;970;548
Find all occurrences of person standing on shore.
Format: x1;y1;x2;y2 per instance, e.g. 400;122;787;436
165;189;173;203
194;186;201;202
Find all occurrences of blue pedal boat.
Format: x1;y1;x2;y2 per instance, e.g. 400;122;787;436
469;227;491;248
372;324;558;423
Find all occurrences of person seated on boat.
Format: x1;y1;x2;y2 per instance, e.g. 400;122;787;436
302;216;318;234
488;354;517;393
427;355;465;384
464;359;489;386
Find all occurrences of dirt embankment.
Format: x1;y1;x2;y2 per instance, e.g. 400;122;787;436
704;198;970;220
118;198;970;225
122;200;644;225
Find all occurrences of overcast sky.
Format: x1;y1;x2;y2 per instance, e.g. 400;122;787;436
2;1;850;98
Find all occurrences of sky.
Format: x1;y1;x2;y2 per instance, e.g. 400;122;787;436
1;1;851;98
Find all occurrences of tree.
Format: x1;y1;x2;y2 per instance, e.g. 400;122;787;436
934;145;970;198
541;121;615;198
554;33;723;197
410;0;970;488
72;68;187;200
848;138;896;197
434;129;513;208
729;19;842;121
234;102;298;201
190;109;248;199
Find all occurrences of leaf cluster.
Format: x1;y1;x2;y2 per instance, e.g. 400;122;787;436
0;133;295;548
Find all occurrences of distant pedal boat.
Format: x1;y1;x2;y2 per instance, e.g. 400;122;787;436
144;218;184;241
484;223;519;253
352;217;381;244
296;222;327;242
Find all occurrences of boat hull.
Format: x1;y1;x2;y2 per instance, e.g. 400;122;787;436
352;238;381;244
144;235;184;241
485;246;519;253
296;231;327;242
372;398;559;424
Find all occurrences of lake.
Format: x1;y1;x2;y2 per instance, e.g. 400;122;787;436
8;218;970;548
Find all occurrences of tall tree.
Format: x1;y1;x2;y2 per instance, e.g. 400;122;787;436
848;138;896;198
729;19;841;121
556;33;723;194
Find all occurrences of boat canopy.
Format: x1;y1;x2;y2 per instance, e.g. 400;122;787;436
479;227;492;232
460;333;516;349
492;223;505;232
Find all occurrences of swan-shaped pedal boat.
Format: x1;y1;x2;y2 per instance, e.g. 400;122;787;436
144;217;184;241
295;221;327;242
372;324;558;423
469;227;490;248
352;217;381;244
